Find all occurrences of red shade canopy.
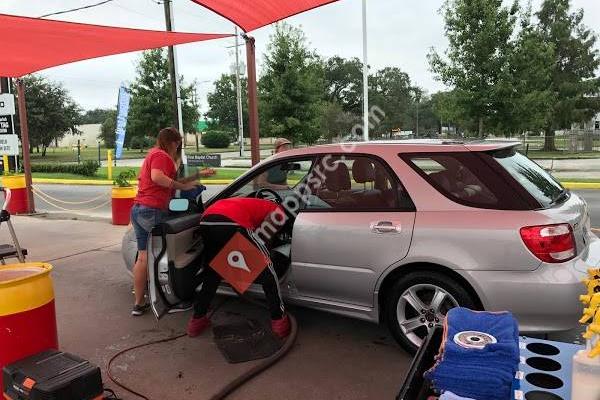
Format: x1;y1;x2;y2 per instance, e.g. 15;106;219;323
0;14;232;78
191;0;339;32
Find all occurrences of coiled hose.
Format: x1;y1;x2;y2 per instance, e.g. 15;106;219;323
107;298;298;400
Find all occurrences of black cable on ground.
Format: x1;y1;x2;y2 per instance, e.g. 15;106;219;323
106;299;228;400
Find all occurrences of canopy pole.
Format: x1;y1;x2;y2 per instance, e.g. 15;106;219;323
244;35;260;166
164;0;186;164
362;0;369;142
15;79;35;214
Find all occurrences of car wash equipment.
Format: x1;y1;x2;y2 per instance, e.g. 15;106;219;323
423;307;519;400
572;269;600;400
0;188;27;263
2;350;103;400
0;263;57;391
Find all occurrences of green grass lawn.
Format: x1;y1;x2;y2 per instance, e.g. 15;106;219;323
30;145;273;164
32;167;248;182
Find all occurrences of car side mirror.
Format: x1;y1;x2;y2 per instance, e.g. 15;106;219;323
169;198;190;213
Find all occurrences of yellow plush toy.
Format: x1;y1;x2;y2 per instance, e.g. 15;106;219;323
580;293;600;324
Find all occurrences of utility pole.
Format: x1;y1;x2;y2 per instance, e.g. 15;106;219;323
163;0;186;164
362;0;369;142
234;27;245;157
244;35;260;166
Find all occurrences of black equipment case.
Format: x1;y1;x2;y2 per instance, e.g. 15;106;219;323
2;350;103;400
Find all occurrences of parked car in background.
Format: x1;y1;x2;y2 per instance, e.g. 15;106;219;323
122;140;599;353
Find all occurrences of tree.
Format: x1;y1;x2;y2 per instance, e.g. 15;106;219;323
429;0;519;137
536;0;600;151
322;56;363;115
369;67;415;136
98;109;117;148
13;75;82;156
492;10;554;137
259;23;324;145
319;101;358;141
127;49;199;147
205;74;248;135
81;108;113;125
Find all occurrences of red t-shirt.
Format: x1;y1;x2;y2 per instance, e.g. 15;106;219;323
134;147;176;210
202;198;283;229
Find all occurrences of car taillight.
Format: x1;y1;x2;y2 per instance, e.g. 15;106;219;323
520;224;576;263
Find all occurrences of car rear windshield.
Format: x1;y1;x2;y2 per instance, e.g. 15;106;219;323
489;149;565;208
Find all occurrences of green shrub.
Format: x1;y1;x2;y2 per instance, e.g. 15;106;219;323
201;131;231;148
130;136;154;150
31;161;100;176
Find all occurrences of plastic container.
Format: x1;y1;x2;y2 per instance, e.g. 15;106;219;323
0;263;58;391
571;349;600;400
111;186;136;225
1;175;28;214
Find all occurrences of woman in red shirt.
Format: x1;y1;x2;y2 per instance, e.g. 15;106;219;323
130;127;199;316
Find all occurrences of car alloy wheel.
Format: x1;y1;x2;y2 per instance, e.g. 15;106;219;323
396;283;459;348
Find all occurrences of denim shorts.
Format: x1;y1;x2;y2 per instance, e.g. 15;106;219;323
130;204;166;251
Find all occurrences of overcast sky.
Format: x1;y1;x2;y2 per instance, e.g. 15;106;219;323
1;0;599;113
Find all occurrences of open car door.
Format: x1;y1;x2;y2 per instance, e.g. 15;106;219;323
147;213;204;319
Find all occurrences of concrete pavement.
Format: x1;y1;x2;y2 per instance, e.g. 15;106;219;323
1;216;410;400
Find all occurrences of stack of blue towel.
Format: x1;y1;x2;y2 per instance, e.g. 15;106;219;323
425;308;520;400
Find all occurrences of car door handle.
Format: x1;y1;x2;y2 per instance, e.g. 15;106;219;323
370;221;402;234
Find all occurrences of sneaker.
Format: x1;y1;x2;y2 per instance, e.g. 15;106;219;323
271;314;291;339
167;301;193;314
131;303;150;316
187;316;211;337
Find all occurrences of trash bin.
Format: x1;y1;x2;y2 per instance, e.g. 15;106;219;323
0;263;58;390
1;175;28;214
111;186;136;225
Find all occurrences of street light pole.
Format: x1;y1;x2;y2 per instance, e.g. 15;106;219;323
361;0;369;142
235;27;245;157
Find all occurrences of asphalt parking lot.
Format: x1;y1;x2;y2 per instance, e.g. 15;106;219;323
2;216;410;400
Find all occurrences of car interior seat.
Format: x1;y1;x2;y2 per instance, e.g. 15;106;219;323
318;161;352;206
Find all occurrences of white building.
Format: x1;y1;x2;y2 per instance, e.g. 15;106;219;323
57;124;101;148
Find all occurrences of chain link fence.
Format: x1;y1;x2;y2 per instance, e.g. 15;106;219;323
521;129;600;153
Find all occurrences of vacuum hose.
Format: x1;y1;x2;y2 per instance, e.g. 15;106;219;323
208;312;298;400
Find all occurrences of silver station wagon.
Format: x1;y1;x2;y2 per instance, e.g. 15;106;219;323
122;140;600;353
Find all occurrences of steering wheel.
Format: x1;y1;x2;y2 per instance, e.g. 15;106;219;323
255;188;283;204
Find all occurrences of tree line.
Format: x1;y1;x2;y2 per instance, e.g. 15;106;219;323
12;0;599;155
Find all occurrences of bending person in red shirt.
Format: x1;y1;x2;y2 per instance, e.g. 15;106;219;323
187;197;291;339
130;127;199;316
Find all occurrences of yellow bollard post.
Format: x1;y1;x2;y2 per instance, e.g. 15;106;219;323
2;155;8;175
107;150;113;181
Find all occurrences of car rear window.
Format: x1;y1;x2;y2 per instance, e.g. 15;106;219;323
488;149;565;208
400;152;533;210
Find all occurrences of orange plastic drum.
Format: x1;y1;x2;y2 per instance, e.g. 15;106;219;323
111;187;136;225
1;175;28;214
0;263;58;390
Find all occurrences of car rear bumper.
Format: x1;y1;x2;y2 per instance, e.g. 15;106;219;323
461;238;600;333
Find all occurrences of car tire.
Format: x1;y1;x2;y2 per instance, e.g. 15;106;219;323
386;270;478;354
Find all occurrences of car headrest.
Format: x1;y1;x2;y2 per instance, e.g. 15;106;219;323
352;158;375;183
374;168;388;190
323;161;351;192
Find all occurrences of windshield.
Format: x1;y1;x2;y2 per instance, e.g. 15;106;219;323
492;150;565;208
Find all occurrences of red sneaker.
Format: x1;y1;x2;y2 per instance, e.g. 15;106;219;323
187;316;211;337
271;315;291;339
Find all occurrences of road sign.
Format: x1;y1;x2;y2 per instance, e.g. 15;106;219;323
0;94;16;116
0;116;13;135
187;153;221;167
0;134;19;155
